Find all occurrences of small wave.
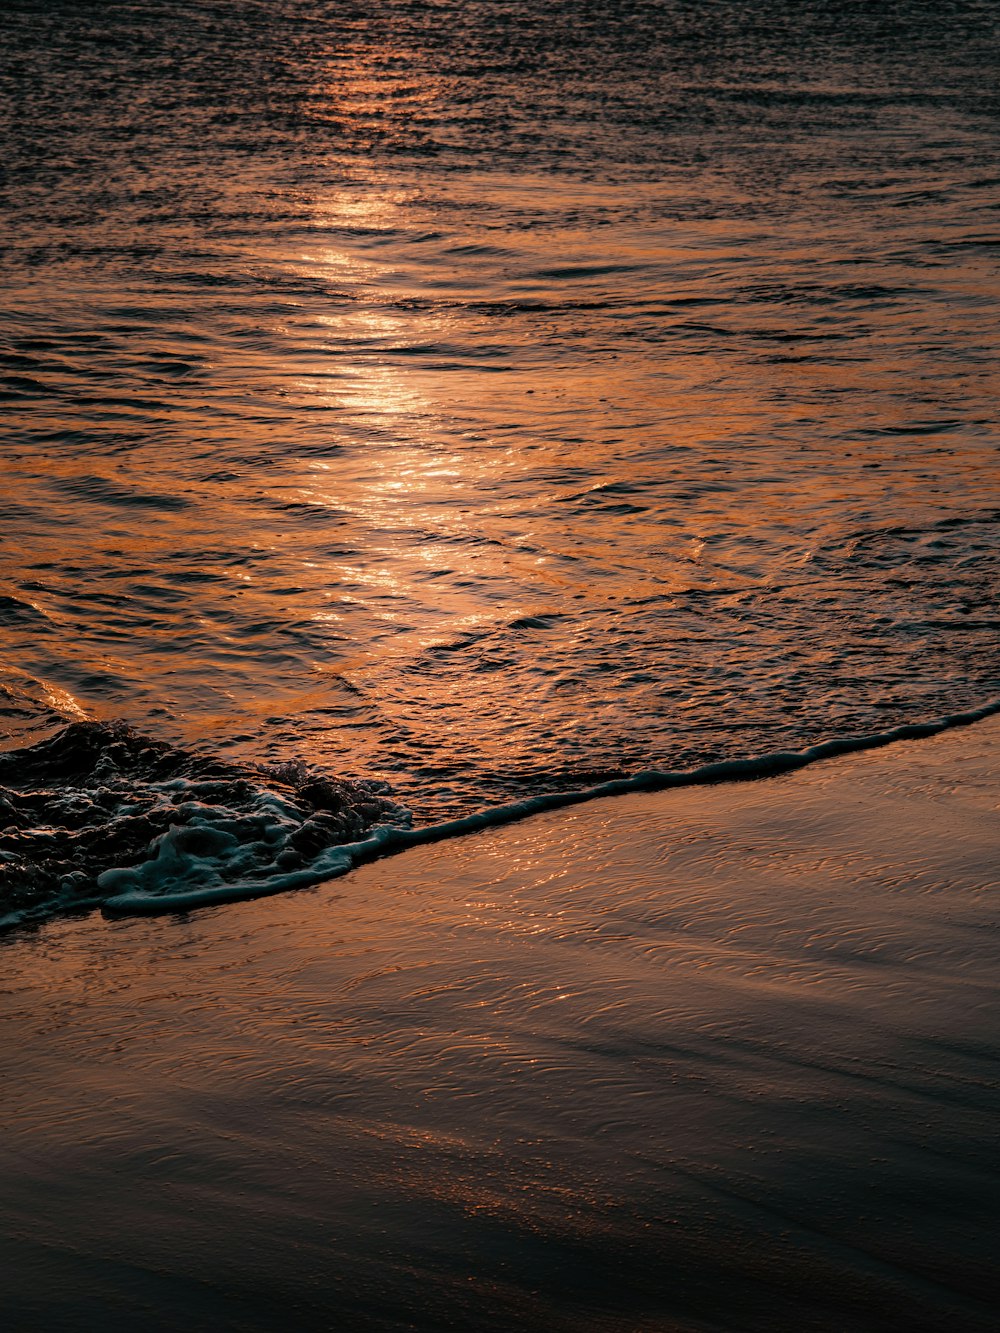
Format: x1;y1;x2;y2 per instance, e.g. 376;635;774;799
5;700;995;930
97;697;1000;921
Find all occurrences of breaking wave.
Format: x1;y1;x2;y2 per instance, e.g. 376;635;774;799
0;721;409;931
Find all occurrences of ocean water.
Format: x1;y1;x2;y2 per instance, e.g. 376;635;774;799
2;0;999;919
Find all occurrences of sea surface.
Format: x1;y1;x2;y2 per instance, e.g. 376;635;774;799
1;0;999;919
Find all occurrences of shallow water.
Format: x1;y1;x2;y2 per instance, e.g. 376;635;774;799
2;1;999;913
1;722;997;1331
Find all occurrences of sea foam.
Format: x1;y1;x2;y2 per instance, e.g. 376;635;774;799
0;721;408;931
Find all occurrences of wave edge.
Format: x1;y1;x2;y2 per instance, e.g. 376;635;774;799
102;696;1000;920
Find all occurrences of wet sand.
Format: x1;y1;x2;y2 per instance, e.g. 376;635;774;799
1;719;997;1332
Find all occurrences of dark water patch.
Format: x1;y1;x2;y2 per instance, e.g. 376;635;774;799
0;374;54;396
46;475;192;510
0;596;47;625
531;262;656;280
509;614;565;631
271;500;351;523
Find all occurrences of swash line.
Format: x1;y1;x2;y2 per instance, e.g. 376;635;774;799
103;694;1000;919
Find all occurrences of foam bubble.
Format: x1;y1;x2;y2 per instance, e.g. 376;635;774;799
0;721;409;930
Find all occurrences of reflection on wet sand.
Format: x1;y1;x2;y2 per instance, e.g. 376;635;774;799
2;719;996;1330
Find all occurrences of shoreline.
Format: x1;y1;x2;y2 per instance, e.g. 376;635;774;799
1;716;997;1330
3;698;997;936
105;696;1000;919
99;695;1000;919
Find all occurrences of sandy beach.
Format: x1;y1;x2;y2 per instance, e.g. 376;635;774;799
1;718;997;1331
